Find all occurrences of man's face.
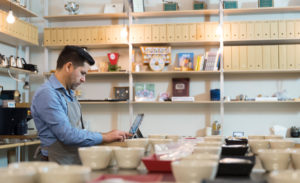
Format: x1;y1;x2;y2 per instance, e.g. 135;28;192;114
68;62;89;90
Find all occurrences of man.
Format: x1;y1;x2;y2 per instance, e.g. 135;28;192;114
31;45;130;165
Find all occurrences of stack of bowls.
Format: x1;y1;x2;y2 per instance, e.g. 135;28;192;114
248;139;270;155
258;149;291;172
113;147;145;169
0;166;36;183
78;146;112;170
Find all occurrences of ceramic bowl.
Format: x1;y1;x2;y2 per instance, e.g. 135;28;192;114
105;146;122;167
166;135;181;141
264;135;284;140
39;165;91;183
125;138;149;149
248;135;265;140
258;149;291;172
148;134;166;139
269;170;300;183
269;140;295;149
114;147;145;169
204;136;224;142
172;160;218;183
193;146;222;156
78;146;112;170
248;140;269;154
291;149;300;169
183;153;219;161
196;141;222;147
0;167;36;183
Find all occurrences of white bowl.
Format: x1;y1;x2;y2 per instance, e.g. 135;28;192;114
196;141;222;147
248;135;265;140
79;146;112;170
0;167;36;183
291;149;300;169
269;140;295;149
114;147;145;169
148;134;166;139
193;146;221;156
172;160;218;183
183;153;219;161
264;135;284;140
166;135;181;141
125;138;149;149
269;170;300;183
204;136;224;142
39;165;91;183
105;146;122;167
248;140;269;154
258;149;291;172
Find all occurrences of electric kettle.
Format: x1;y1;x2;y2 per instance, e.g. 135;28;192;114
9;55;17;67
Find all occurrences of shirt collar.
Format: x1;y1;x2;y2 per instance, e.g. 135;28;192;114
49;74;75;98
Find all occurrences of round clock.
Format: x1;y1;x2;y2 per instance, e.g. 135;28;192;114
149;55;165;71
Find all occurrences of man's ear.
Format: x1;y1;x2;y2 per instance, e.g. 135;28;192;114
65;61;73;72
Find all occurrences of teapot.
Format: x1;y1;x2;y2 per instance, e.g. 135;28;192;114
9;55;17;67
16;57;24;69
64;1;79;15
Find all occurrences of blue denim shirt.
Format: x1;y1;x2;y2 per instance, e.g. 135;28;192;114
31;74;102;156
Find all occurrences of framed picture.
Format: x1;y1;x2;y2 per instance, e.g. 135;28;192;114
172;78;190;97
135;83;155;101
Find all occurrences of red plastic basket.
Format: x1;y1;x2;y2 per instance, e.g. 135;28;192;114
142;154;173;173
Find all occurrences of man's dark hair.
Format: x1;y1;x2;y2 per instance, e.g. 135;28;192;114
56;45;95;69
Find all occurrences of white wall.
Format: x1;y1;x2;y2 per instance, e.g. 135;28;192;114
3;0;299;137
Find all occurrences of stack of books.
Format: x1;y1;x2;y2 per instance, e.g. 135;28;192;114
195;50;221;71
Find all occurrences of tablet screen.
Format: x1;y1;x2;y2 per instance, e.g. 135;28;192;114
129;113;144;135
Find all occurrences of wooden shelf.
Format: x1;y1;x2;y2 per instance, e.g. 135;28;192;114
79;101;128;105
132;71;220;75
224;39;300;46
224;70;300;74
44;13;128;22
132;101;220;104
223;6;300;15
44;71;129;77
0;31;38;47
132;9;219;18
132;41;219;47
224;101;300;104
0;0;38;17
0;66;37;75
45;43;129;50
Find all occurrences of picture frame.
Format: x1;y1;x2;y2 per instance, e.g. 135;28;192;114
172;78;190;97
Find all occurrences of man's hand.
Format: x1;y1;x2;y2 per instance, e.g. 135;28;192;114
101;130;132;143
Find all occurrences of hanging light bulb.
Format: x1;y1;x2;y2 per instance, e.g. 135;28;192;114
216;24;223;36
6;10;15;24
121;26;128;38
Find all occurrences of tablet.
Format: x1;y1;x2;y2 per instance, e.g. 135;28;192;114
129;113;144;137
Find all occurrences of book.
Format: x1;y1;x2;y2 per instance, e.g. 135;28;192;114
172;97;195;102
178;53;194;70
204;50;220;71
172;78;190;97
135;83;155;101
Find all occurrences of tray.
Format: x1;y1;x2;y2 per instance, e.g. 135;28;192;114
142;154;172;173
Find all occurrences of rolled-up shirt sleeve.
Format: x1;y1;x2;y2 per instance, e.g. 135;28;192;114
33;89;103;146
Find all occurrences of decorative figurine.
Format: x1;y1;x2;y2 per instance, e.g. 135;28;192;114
64;1;80;15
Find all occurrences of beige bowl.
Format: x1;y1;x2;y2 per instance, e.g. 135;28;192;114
125;138;149;149
0;167;36;183
114;147;145;169
248;140;269;154
196;141;222;147
291;149;300;169
269;140;295;149
258;149;291;172
269;170;300;183
39;165;91;183
79;146;112;170
193;146;221;156
172;160;218;183
264;135;284;140
148;134;166;139
183;153;219;161
105;146;122;167
204;136;224;142
166;135;181;141
248;135;265;140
